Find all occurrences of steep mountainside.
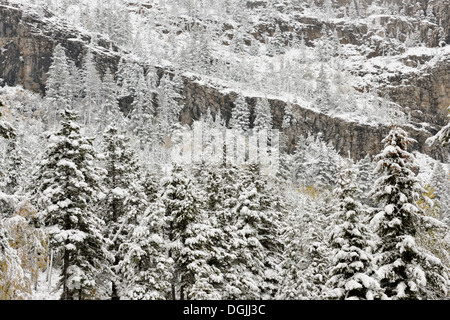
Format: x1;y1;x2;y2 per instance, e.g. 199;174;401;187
0;0;449;161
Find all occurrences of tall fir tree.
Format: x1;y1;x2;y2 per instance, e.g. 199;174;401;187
253;97;272;132
81;49;103;127
100;125;147;299
324;159;382;300
229;94;250;134
369;126;449;299
31;109;110;300
231;164;284;299
430;162;450;224
156;165;220;299
45;44;72;127
117;196;172;300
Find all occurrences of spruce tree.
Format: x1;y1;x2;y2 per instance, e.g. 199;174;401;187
45;44;72;126
31;109;110;300
253;97;272;132
281;101;295;130
129;70;155;149
279;189;332;299
229;94;250;134
356;154;376;205
427;106;450;147
101;125;147;299
314;64;334;114
0;107;16;140
117;200;172;300
2;138;24;196
324;159;382;300
0;110;17;218
157;165;220;300
430;162;450;224
193;163;250;300
370;126;449;299
81;49;102;127
232;164;284;299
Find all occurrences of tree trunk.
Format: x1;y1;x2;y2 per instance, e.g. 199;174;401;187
61;248;70;300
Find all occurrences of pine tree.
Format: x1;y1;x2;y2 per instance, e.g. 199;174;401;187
31;109;110;300
253;97;272;132
324;159;382;300
0;138;24;218
129;70;155;149
279;186;332;299
81;49;103;127
0;109;17;218
100;124;147;299
430;162;450;223
232;164;284;299
98;70;121;132
44;44;72;127
156;74;184;142
292;133;339;189
369;126;449;299
118;199;172;300
116;58;141;99
356;154;376;205
193;163;248;299
428;107;450;147
229;94;250;134
314;64;334;114
281;101;295;130
157;165;220;299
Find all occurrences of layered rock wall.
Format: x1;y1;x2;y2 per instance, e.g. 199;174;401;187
0;3;448;162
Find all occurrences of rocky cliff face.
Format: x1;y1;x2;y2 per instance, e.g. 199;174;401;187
0;3;121;93
179;78;448;161
0;2;448;162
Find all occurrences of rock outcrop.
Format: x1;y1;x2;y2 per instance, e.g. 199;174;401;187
0;3;121;93
179;79;448;162
0;2;448;162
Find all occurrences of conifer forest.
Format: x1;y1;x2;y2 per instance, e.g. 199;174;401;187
0;0;450;301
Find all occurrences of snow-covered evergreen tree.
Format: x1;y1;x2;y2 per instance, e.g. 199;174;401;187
369;126;449;299
44;44;73;127
100;124;147;299
356;154;376;205
232;164;284;299
427;107;450;147
128;70;155;149
81;49;102;127
156;74;184;143
278;186;332;299
0;109;17;218
229;94;250;134
156;165;220;300
292;133;340;189
324;159;382;300
430;162;450;223
281;101;295;130
98;70;121;132
0;105;16;140
117;199;172;300
0;137;24;218
314;64;335;114
31;109;110;300
253;97;272;132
